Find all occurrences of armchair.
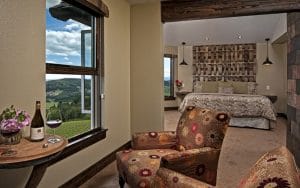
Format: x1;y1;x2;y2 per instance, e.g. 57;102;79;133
116;106;230;188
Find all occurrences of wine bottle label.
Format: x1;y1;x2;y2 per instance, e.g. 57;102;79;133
30;127;44;140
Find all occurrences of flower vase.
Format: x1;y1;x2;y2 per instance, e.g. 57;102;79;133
0;130;22;145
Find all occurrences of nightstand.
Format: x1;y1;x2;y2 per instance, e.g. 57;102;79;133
264;95;277;103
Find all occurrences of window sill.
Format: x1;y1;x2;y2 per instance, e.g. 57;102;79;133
48;128;107;166
164;96;176;101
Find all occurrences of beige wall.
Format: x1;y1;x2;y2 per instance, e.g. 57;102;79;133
256;43;287;113
130;2;164;133
0;0;131;187
0;0;45;186
178;46;193;92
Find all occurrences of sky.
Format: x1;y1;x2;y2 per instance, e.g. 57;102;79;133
46;0;92;80
164;57;171;80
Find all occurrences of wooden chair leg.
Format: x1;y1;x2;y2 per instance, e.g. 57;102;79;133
119;175;125;188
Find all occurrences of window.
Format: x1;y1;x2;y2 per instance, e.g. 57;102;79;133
164;54;175;100
46;0;103;140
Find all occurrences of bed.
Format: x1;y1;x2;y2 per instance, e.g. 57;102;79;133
179;93;277;129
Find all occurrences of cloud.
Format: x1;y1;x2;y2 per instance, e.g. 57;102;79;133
46;0;61;9
46;30;81;57
46;20;92;57
65;21;90;32
46;60;57;64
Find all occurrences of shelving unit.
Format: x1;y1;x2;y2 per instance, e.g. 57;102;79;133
193;44;256;82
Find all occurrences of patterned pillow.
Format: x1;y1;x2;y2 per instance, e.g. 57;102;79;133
238;146;300;188
176;106;230;151
247;82;257;94
218;86;234;94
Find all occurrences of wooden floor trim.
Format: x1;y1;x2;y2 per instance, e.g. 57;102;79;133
164;106;178;111
59;141;131;188
277;113;287;119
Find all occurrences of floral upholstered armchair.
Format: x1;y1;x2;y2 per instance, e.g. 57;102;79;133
116;106;230;188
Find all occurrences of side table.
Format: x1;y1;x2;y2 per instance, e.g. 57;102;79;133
0;135;67;187
264;95;277;103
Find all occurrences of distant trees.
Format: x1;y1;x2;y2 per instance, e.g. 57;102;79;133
46;78;91;122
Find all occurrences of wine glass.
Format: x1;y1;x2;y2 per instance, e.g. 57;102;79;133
46;107;63;144
0;129;20;156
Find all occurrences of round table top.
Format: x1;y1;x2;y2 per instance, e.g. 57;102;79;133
0;135;67;168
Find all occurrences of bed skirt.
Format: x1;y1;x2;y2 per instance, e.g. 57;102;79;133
229;117;271;130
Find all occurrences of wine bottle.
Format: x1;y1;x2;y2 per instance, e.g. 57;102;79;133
30;101;45;141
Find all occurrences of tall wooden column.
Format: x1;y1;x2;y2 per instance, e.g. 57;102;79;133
287;12;300;166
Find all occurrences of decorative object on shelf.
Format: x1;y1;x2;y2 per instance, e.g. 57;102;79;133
175;79;184;90
192;43;256;83
263;38;273;65
0;105;31;156
180;42;188;65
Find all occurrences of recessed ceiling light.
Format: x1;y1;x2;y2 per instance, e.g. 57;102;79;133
237;34;242;39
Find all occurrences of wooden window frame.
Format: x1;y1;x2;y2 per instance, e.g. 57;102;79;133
164;54;176;100
45;0;107;165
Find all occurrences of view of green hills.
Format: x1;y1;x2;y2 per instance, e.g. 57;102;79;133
46;78;91;138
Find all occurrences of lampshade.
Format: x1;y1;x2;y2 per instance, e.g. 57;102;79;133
180;42;188;65
263;38;273;65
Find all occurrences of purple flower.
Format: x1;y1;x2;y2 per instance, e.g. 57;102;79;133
0;106;31;132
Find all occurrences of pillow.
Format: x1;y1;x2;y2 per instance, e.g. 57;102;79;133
176;107;230;151
194;85;202;93
238;146;300;188
193;81;202;93
218;86;234;94
201;81;218;93
231;81;248;94
218;81;233;88
248;82;257;94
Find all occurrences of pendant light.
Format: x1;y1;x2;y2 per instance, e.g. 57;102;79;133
180;42;188;65
263;38;273;65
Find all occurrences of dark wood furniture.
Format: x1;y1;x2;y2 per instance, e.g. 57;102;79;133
0;135;67;188
264;95;277;104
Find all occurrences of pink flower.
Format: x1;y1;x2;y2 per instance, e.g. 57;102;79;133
0;105;31;132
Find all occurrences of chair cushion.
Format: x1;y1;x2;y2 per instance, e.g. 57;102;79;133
239;146;300;188
116;149;178;188
131;131;177;150
176;107;229;151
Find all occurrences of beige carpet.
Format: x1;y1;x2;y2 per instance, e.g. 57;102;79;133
80;111;286;188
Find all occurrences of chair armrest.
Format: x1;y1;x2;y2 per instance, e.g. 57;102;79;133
161;147;221;186
153;167;213;188
131;131;177;150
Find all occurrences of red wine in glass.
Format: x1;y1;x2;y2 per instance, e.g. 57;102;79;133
46;120;62;129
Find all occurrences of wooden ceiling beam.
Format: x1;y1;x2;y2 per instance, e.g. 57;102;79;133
161;0;300;22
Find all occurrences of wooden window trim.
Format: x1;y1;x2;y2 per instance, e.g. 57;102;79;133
63;0;109;17
49;128;107;166
45;0;106;165
164;54;175;99
46;64;98;75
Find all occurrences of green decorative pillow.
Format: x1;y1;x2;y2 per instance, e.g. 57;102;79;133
176;107;230;151
201;81;218;93
231;81;248;94
218;81;233;88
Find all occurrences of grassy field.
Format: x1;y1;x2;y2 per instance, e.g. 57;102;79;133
46;119;91;139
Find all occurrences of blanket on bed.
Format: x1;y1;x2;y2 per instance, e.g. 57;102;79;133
179;93;276;121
